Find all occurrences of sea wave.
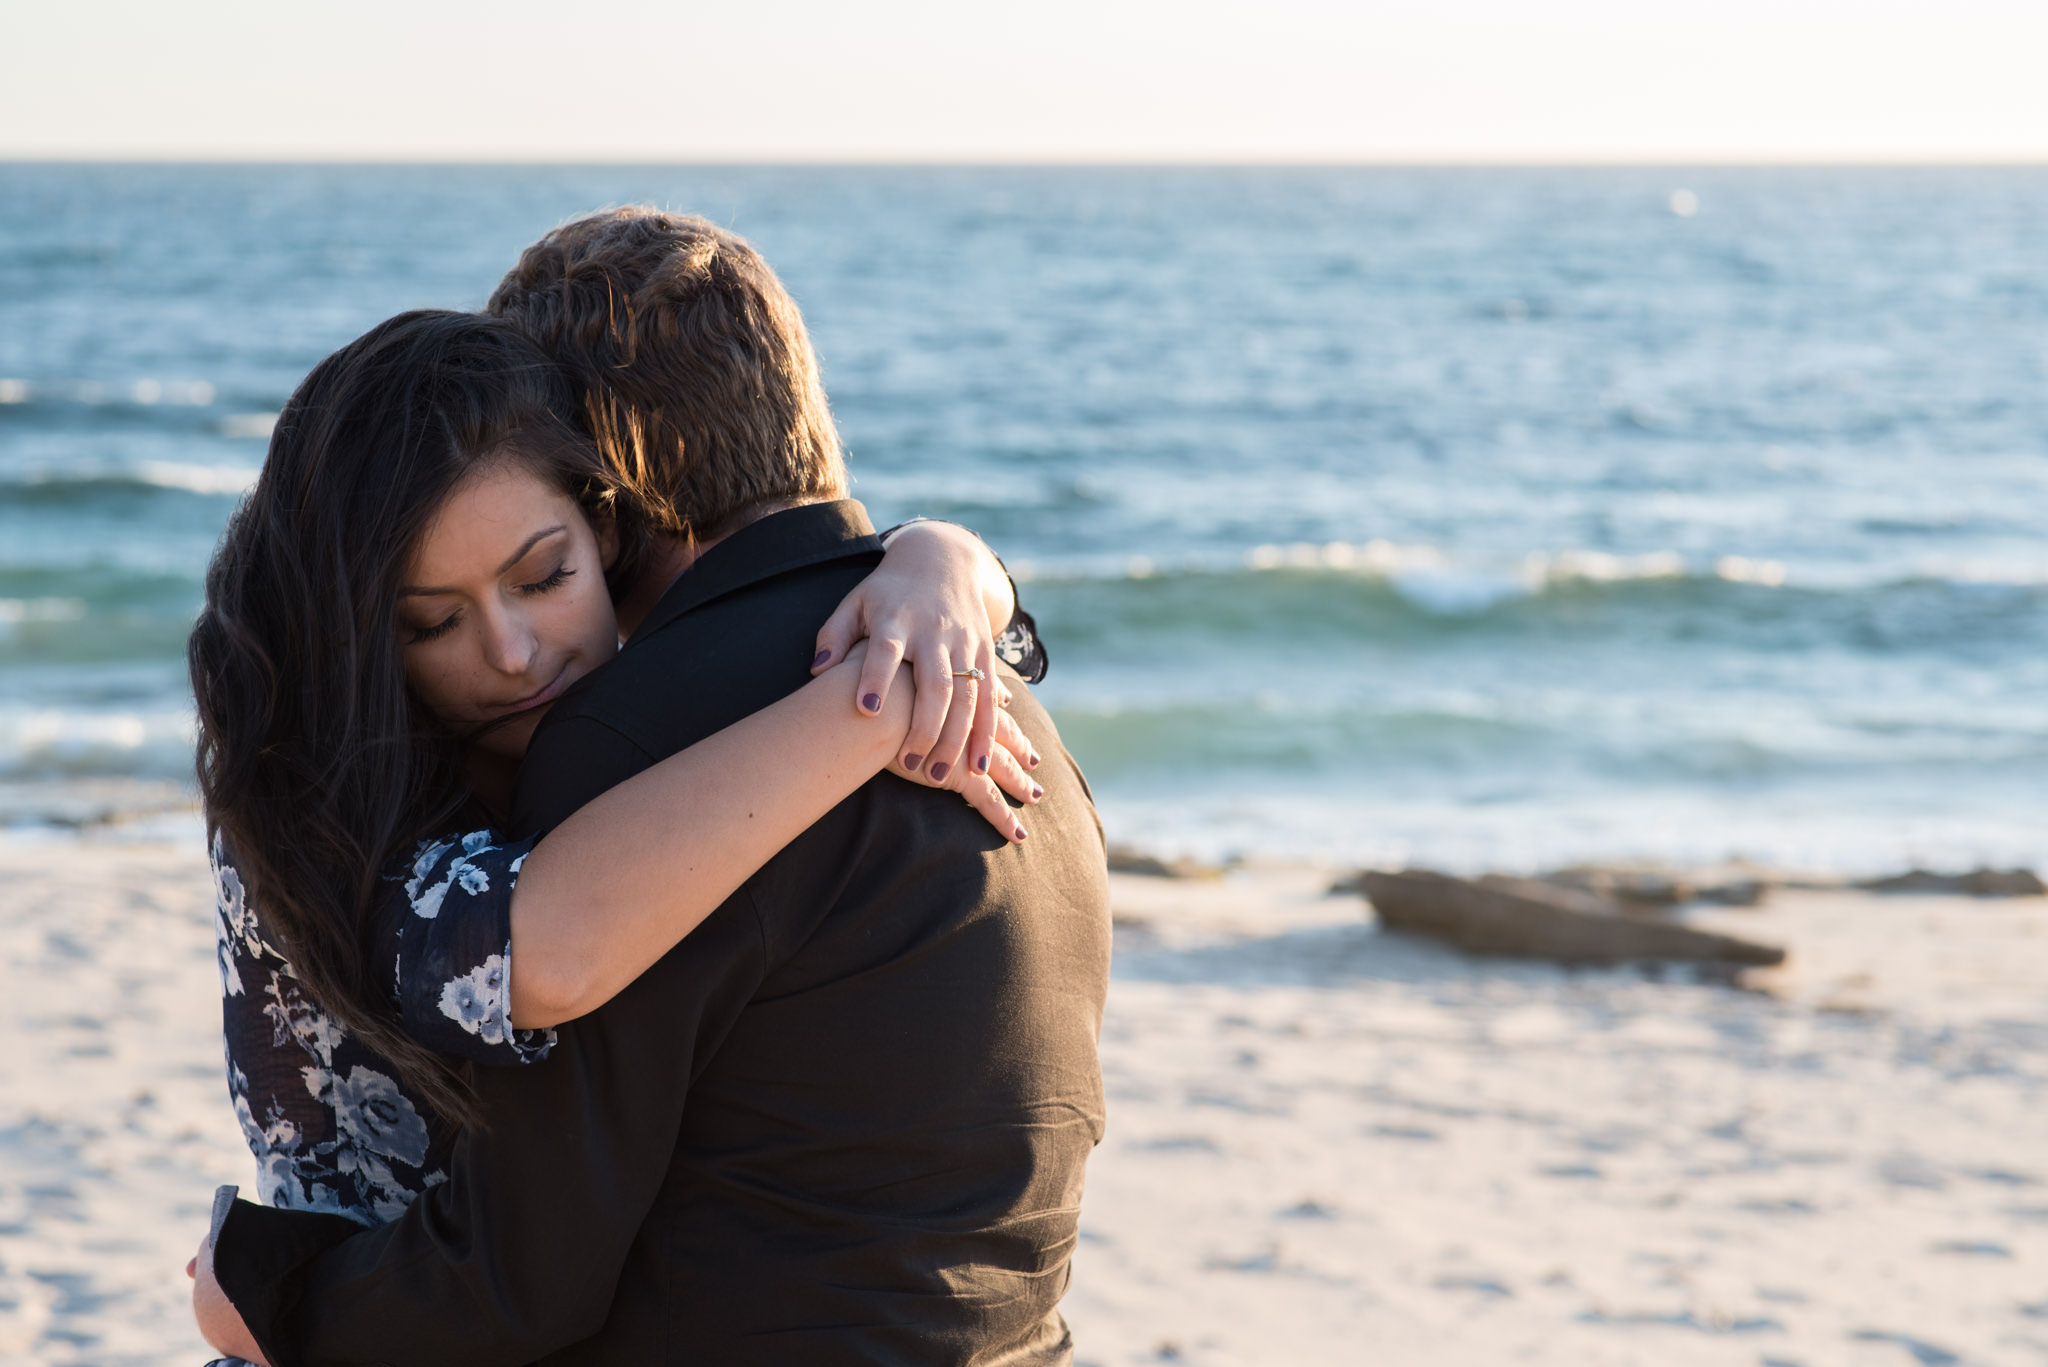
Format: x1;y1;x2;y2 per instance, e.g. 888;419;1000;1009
0;599;86;626
133;461;259;495
1015;539;2048;605
0;378;218;407
0;706;197;782
0;460;259;499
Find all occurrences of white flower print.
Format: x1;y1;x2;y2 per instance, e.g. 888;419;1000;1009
215;904;244;997
405;835;456;891
263;974;345;1068
439;954;511;1045
210;833;273;995
325;1065;432;1169
509;1027;557;1063
217;827;539;1228
405;830;499;920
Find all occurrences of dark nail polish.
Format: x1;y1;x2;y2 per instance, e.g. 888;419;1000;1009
1027;753;1041;768
1031;785;1043;800
862;692;881;713
976;754;989;773
929;762;949;782
1014;827;1028;840
903;753;923;771
813;649;833;668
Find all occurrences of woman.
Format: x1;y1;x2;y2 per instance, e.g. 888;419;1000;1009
185;311;1045;1353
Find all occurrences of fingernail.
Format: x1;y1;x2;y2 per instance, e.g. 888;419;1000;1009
862;692;881;713
1027;753;1041;769
976;754;989;773
1014;826;1028;841
813;649;832;668
903;753;923;771
1031;784;1043;800
930;761;950;782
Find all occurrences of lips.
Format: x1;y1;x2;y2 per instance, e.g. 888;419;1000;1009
494;662;575;718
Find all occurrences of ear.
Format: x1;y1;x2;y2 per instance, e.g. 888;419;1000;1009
592;508;621;573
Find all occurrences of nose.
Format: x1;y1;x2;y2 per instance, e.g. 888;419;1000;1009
477;599;540;678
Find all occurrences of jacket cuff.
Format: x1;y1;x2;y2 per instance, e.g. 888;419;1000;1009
212;1199;369;1367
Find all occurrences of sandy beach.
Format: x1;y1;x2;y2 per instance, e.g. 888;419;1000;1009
2;827;2043;1366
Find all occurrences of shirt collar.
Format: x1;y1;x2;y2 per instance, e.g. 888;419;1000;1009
631;499;883;641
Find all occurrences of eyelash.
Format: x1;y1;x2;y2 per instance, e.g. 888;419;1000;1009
406;564;575;644
521;564;573;595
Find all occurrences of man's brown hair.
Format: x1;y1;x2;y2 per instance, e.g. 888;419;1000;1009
486;208;847;542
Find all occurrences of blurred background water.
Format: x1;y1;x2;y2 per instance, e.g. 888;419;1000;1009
1;164;2043;872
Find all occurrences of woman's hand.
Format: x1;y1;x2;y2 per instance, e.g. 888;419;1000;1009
810;521;1019;787
188;1233;268;1365
892;703;1046;844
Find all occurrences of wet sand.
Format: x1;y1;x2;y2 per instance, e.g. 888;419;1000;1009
2;831;2043;1365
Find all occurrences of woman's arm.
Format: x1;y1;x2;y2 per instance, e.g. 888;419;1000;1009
808;520;1025;787
505;646;1041;1029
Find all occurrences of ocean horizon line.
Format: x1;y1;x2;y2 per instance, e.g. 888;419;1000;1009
10;154;2048;170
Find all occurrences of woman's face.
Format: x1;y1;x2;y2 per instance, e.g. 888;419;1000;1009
398;460;619;764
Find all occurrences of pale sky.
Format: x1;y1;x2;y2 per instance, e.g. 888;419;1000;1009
5;0;2048;162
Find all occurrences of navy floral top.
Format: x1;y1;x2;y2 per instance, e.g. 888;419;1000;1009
213;829;553;1226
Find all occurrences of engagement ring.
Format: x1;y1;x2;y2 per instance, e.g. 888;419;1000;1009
950;668;986;681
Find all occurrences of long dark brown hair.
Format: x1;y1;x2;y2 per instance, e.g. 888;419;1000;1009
188;309;642;1127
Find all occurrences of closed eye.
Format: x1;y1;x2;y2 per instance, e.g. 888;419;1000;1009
409;611;461;644
517;564;574;595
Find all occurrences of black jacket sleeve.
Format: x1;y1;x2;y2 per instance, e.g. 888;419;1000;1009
213;885;768;1366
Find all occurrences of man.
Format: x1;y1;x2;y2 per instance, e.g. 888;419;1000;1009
210;210;1112;1365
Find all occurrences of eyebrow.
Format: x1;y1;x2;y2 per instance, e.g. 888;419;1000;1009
400;524;568;597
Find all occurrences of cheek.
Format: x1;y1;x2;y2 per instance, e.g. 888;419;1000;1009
403;643;482;721
553;577;620;660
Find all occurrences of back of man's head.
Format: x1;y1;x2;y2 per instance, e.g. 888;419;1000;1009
487;208;847;543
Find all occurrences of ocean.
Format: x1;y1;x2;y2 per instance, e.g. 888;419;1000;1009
2;164;2044;873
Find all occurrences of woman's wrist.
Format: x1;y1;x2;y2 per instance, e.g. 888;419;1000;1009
876;520;1015;637
816;642;915;754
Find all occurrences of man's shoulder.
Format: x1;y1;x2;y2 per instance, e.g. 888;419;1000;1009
513;555;879;834
560;555;876;725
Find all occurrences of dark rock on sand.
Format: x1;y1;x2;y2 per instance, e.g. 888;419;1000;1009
1360;870;1786;967
1856;868;2045;897
1108;844;1226;881
1540;864;1769;908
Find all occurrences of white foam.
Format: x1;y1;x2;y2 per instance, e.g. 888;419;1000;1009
1524;549;1687;585
0;378;216;406
0;707;197;780
1714;555;1788;586
1248;539;1446;575
132;461;259;496
220;412;278;440
1924;557;2048;588
0;599;85;626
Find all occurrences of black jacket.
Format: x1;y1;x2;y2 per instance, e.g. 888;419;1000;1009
216;500;1112;1366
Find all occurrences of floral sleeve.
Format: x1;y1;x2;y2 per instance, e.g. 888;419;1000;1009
993;602;1046;685
379;830;555;1067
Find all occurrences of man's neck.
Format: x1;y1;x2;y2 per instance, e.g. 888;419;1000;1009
613;497;813;642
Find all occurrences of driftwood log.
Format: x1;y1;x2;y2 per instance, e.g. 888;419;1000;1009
1361;870;1785;967
1856;868;2045;897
